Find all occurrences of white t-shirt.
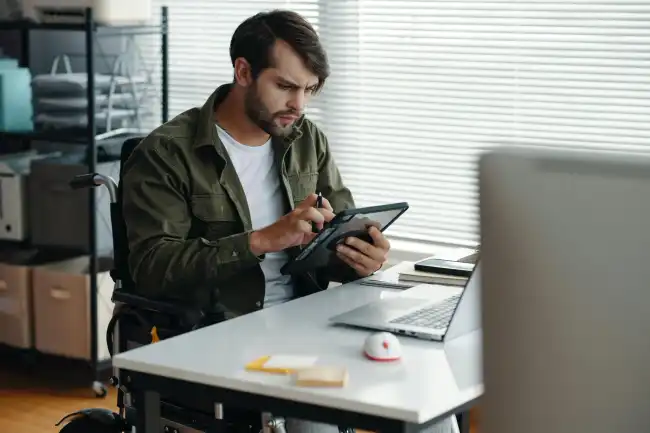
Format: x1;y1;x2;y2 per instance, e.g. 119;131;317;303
215;124;294;308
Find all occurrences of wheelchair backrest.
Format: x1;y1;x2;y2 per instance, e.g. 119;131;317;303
112;137;144;292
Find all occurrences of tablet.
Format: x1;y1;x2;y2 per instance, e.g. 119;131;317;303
280;202;409;275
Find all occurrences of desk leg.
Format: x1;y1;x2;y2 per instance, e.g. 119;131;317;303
456;412;470;433
135;390;161;433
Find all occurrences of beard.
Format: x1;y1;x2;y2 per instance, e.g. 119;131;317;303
243;85;298;138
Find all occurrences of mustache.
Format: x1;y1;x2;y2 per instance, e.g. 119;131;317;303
274;110;301;117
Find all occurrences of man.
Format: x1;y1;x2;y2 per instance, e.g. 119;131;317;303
122;10;390;316
121;9;454;433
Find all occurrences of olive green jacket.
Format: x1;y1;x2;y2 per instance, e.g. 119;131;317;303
121;84;359;318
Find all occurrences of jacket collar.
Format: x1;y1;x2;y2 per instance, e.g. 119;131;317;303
193;83;304;155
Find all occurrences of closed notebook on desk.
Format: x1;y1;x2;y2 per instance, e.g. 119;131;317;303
398;268;467;286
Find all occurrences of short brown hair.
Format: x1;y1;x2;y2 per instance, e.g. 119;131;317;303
229;10;330;91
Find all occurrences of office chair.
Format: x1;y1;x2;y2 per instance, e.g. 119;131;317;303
54;136;273;433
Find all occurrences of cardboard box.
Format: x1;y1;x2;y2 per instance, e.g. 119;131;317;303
0;150;60;241
28;153;119;254
0;247;66;349
32;255;114;361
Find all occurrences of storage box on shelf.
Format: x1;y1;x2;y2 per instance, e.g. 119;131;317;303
32;254;113;361
28;150;119;254
0;150;61;241
0;246;77;349
0;247;40;349
0;55;34;132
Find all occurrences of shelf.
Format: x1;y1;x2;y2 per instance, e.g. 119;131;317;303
0;127;148;145
0;127;90;143
0;19;166;35
0;5;168;391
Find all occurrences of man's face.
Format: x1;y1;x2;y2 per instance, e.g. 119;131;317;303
243;40;320;137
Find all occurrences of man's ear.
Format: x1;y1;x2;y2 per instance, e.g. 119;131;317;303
233;58;253;87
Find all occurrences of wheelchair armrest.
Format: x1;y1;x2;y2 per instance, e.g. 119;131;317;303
111;289;203;321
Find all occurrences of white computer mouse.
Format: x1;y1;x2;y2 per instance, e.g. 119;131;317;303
363;331;402;362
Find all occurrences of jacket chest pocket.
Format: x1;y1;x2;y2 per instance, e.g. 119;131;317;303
287;172;318;206
190;194;240;240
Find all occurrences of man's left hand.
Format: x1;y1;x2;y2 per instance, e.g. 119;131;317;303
336;226;390;277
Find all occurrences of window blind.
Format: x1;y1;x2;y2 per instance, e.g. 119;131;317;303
146;0;650;248
146;0;322;122
317;0;650;247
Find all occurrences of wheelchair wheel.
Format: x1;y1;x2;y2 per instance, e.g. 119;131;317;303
58;416;123;433
92;381;108;398
56;409;125;433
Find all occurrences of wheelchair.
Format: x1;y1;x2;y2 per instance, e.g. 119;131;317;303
54;136;302;433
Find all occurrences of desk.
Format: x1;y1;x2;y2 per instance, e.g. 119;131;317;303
112;274;483;433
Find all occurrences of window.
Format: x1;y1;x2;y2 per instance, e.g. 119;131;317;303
148;1;650;248
146;1;321;120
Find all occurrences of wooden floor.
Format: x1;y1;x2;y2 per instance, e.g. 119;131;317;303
0;365;478;433
0;371;115;433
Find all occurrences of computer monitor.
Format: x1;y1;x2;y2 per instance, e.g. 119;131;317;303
479;146;650;433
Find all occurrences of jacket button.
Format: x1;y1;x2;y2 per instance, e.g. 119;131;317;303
255;301;261;308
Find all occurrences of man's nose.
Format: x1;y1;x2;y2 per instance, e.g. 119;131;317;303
288;90;305;112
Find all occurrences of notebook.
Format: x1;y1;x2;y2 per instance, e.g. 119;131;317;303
360;260;469;289
398;267;468;286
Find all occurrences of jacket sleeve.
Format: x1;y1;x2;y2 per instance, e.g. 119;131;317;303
312;128;362;285
121;135;263;300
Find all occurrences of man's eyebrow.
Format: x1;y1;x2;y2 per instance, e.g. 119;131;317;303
277;76;318;90
277;77;301;88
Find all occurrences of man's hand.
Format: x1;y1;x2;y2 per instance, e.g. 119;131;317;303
249;194;335;256
335;226;390;277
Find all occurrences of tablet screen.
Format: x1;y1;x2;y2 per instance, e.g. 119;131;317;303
292;202;409;263
335;206;406;230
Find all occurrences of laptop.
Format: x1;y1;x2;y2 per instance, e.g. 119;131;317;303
329;261;481;341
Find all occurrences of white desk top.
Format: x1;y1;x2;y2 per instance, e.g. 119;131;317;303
113;269;483;424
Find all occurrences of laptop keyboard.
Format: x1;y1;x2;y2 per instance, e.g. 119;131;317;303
389;294;461;330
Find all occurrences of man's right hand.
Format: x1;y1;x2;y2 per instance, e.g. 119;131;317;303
249;194;335;256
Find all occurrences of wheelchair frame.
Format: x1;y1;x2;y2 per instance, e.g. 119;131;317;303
65;170;290;433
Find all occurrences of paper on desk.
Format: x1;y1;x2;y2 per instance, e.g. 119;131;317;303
360;261;416;290
264;355;318;369
245;354;319;375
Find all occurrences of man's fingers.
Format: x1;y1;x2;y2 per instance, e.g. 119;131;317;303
297;193;319;209
293;207;325;224
304;207;327;224
296;194;334;213
369;226;390;250
319;208;335;222
336;243;376;270
345;233;387;262
296;219;313;234
337;252;367;274
320;197;334;212
344;236;376;260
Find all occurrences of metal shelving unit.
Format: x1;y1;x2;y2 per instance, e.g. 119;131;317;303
0;6;168;396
